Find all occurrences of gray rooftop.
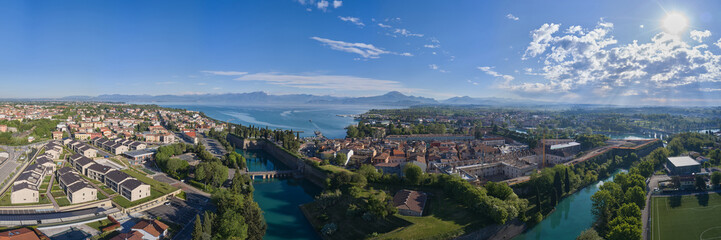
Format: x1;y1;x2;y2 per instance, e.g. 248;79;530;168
668;156;700;167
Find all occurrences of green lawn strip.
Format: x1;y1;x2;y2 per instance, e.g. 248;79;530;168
97;191;108;200
121;169;177;195
86;219;113;231
650;193;721;240
55;197;71;206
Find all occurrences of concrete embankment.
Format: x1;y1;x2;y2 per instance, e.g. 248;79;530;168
226;134;328;188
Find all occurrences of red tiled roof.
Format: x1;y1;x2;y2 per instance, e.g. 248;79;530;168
392;190;427;214
0;228;40;240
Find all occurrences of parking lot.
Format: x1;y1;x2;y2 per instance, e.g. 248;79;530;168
143;198;198;226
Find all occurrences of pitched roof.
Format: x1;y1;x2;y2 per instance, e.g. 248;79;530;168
67;181;92;193
0;227;41;240
87;163;113;174
131;219;169;237
59;172;81;186
120;179;145;190
74;156;94;167
12;182;37;192
105;170;130;183
392;190;427;214
109;230;143;240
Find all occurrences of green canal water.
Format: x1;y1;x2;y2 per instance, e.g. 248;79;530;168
238;149;322;240
514;170;625;240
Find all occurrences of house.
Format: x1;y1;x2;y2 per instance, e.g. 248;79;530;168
35;156;56;171
86;163;113;182
374;162;401;176
392;190;427;216
73;155;95;175
130;219;169;240
120;179;151;202
10;183;38;204
104;170;131;193
52;131;64;140
66;181;97;204
0;227;42;240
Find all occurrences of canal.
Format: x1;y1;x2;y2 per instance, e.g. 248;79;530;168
514;170;625;240
238;148;322;240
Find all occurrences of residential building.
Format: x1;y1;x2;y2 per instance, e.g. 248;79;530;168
129;219;169;240
10;183;38;204
393;190;427;216
667;156;701;175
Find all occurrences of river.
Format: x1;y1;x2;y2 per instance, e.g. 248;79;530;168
239;148;322;240
513;170;625;240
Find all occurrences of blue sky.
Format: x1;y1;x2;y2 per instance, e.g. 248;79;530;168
2;0;721;106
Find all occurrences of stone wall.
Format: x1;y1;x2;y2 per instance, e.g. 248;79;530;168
226;134;327;188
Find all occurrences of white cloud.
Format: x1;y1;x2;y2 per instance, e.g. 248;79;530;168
378;23;392;28
156;81;178;85
467;80;479;86
316;0;329;10
640;25;644;29
333;0;342;8
311;37;411;58
690;30;712;43
197;82;207;86
566;26;583;34
233;72;418;92
716;38;721;49
424;44;440;48
201;71;248;76
523;23;560;59
506;14;519;21
477;66;514;82
339;16;364;27
700;88;721;92
393;28;424;37
429;64;438;70
515;19;721;95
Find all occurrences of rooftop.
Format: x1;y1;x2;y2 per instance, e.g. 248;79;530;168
668;156;700;167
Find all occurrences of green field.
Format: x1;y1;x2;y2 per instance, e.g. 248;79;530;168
651;193;721;240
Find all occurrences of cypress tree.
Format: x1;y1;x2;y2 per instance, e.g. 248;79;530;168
203;211;213;236
553;171;563;199
192;214;203;240
564;168;571;193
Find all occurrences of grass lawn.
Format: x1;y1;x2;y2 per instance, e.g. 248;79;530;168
51;191;66;198
97;191;108;200
301;188;487;240
55;197;71;206
377;193;488;240
86;219;113;231
651;193;721;240
122;169;177;195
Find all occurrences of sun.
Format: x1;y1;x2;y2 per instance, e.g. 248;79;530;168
662;12;688;34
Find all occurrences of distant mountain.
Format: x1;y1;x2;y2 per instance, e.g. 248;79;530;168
55;91;440;106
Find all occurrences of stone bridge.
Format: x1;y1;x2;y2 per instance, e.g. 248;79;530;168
241;170;301;179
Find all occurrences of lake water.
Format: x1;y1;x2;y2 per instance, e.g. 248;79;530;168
156;104;372;139
513;170;625;240
238;149;322;240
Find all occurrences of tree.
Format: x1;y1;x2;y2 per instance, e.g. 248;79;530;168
637;160;654;178
554;171;563;198
696;175;707;191
203;211;213;237
577;228;604;240
486;181;514;200
216;211;248;239
591;190;615;234
564;168;571;193
606;222;641;240
333;153;347;166
667;138;685;156
403;164;423;186
617;203;641;219
625;186;646;209
712;172;721;187
192;214;203;240
242;201;266;240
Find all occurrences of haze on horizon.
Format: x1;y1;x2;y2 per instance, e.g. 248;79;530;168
2;0;721;106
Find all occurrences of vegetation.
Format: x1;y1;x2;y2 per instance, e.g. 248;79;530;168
192;170;266;240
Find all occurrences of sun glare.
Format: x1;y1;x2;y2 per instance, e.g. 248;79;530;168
662;12;688;34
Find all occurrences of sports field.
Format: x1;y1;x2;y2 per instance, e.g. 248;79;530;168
651;193;721;240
